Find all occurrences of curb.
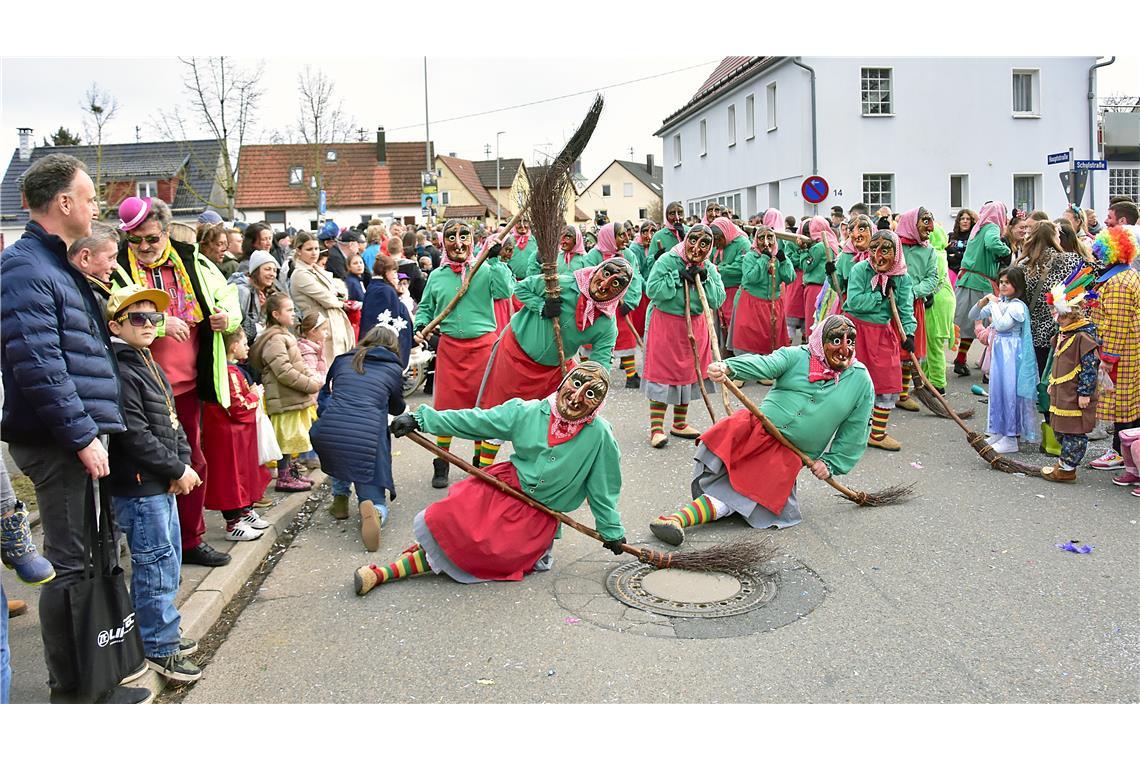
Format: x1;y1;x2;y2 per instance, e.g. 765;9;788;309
139;472;327;698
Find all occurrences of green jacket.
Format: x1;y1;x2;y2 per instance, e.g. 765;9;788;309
957;224;1010;292
800;242;832;286
580;247;644;311
844;260;917;334
511;273;617;367
835;251;856;295
413;261;513;339
739;248;794;300
645;253;726;317
626;241;649;279
724;346;874;476
508;237;539;280
901;243;939;300
784;240;806;270
715;235;749;288
413;398;625;541
648;226;685;263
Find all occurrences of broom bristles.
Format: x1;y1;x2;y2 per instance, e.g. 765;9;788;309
637;536;777;574
842;481;918;507
913;382;975;420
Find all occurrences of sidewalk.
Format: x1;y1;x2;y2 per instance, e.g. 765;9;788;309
3;471;327;704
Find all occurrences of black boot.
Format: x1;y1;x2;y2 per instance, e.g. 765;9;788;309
625;372;641;389
953;361;970;377
431;458;449;489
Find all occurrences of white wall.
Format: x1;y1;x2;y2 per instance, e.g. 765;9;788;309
661;57;1104;225
240;205;422;232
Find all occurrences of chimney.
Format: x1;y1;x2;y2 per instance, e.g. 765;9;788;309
646;154;654;175
448;152;457;158
18;128;33;161
376;126;387;164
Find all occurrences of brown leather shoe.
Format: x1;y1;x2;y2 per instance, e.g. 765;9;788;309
896;397;921;412
359;500;381;552
867;434;902;451
8;598;28;617
1041;464;1077;482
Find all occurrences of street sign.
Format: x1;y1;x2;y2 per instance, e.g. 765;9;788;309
801;175;829;204
318;189;327;216
1075;159;1107;171
1047;151;1071;165
1060;171;1089;206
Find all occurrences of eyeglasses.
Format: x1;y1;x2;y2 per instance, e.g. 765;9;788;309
116;311;165;327
126;233;165;246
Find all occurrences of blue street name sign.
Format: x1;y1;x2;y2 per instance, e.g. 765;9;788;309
1074;160;1107;171
1047;151;1070;165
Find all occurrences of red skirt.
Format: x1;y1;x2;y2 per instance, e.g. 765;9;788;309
783;271;806;319
729;291;788;355
493;298;515;336
434;331;497;411
477;326;570;408
424;462;558;581
642;308;711;386
802;283;823;340
614;308;639;352
700;409;802;515
718;285;739;330
901;299;927;361
347;307;361;342
629;293;649;335
849;315;902;394
201;403;272;511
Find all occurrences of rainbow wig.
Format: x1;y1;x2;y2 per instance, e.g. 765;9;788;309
1090;225;1138;268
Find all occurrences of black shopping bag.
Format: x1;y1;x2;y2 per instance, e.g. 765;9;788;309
65;477;145;701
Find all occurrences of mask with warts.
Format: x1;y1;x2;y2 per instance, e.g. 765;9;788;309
555;362;609;421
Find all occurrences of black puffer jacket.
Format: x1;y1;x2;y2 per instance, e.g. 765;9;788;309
108;341;191;498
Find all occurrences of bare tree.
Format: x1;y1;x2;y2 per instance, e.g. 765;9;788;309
293;66;358;210
156;57;264;220
80;84;118;217
645;198;663;224
1100;93;1140;113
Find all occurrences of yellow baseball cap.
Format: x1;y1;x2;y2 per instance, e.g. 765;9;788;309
106;284;171;320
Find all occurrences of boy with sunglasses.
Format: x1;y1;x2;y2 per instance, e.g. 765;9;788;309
106;285;203;683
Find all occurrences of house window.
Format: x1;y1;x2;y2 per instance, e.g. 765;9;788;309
766;82;778;131
727;104;736;146
1108;168;1139;202
602;184;612;197
289;166;303;185
861;68;893;116
136;181;157;198
1013;174;1039;212
264;210;286;225
310;219;319;231
949;174;969;209
361;215;372;225
862;173;894;208
441;191;451;205
638;207;647;218
745;94;755;139
699;119;707;156
1012;69;1040;116
673;133;682;166
325;149;338;161
623;183;634;197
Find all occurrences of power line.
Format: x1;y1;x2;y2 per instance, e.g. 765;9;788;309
384;60;718;133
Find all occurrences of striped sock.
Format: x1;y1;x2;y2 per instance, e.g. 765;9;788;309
436;435;452;451
955;338;973;364
870;406;890;440
649;401;667;436
620;354;637;379
673;494;718;527
671;403;689;430
479;441;502;467
900;364;913;401
369;548;431;585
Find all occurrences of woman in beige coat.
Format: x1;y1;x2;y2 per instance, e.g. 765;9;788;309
289;231;355;365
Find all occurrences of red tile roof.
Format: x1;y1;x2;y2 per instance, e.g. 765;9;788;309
235;140;431;209
442;204;495;219
655;56;781;135
438;154;502;212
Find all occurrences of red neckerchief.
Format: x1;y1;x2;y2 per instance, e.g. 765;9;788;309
443;254;472;277
546;393;602;447
574;293;590;331
516;233;530;250
807;355;839;384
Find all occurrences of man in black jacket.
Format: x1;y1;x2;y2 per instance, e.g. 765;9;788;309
106;285;203;684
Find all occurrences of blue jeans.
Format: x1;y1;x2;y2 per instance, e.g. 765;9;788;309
111;494;182;659
1;576;10;703
330;479;388;523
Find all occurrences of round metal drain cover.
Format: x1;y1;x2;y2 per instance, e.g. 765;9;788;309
605;561;776;618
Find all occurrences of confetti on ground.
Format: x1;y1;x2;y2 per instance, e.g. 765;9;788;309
476;679;495;686
564;617;581;624
1055;542;1093;554
910;461;923;469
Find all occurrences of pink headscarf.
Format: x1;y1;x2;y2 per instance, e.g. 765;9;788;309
895;208;929;248
710;217;743;264
807;314;856;384
762;208;783;229
868;230;908;294
969;201;1007;242
596;223;620;259
807;216;839;253
563;226;586;266
572;264;629;328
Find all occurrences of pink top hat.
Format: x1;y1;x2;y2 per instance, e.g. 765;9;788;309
118;196;153;232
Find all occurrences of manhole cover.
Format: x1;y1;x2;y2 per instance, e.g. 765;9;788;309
605;561;776;618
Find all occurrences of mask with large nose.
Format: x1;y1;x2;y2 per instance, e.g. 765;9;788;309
555;361;610;421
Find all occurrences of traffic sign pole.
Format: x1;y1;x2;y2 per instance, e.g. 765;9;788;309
1068;146;1075;206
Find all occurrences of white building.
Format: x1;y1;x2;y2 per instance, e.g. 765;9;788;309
654;57;1136;224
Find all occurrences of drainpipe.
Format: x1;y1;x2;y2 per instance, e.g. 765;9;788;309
791;57;818;213
1087;56;1115;210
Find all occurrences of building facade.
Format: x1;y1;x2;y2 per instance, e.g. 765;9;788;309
655;57;1129;224
577;157;663;224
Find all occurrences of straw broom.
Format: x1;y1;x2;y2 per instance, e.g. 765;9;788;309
406;431;776;573
887;293;1041;477
691;271;733;416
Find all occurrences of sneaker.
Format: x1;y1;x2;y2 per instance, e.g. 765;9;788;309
225;521;264;542
180;636;199;656
985;433;1002;446
240;508;270;530
1112;472;1140;487
182;541;232;567
1132;486;1140;498
1;499;57;585
147;653;202;683
1087;425;1110;442
275;473;312;493
119;660;149;685
1089;452;1125;470
991;436;1019;455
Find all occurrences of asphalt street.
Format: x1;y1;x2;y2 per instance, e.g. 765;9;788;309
179;359;1138;704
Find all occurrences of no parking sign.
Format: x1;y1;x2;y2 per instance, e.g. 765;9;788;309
801;176;829;205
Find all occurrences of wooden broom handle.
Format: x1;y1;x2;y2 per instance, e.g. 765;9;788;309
683;286;717;422
692;276;734;417
887;293;971;435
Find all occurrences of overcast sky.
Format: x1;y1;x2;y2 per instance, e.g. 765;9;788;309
2;55;1136;187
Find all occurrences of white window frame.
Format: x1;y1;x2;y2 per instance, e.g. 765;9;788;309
623;182;634;198
136;180;157;198
673;133;682;167
861;67;893;117
1012;68;1041;118
325;149;338;161
1108;168;1139;202
861;173;894;209
745;94;755;140
699;119;707;157
1012;173;1041;212
949;174;969;210
727;104;736;146
441;190;451;205
766;82;778;131
638;207;648;219
602;184;612;197
289;166;303;185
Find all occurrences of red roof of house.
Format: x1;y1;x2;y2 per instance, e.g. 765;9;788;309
655;57;780;135
235;140;431;209
442;204;494;219
438;154;502;213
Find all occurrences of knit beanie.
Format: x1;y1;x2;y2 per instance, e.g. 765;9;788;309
248;250;278;276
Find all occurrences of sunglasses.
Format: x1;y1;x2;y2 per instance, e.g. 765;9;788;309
126;233;165;246
116;311;165;327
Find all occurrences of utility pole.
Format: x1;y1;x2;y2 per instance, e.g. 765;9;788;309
484;143;492;159
496;131;505;224
423;57;432;175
